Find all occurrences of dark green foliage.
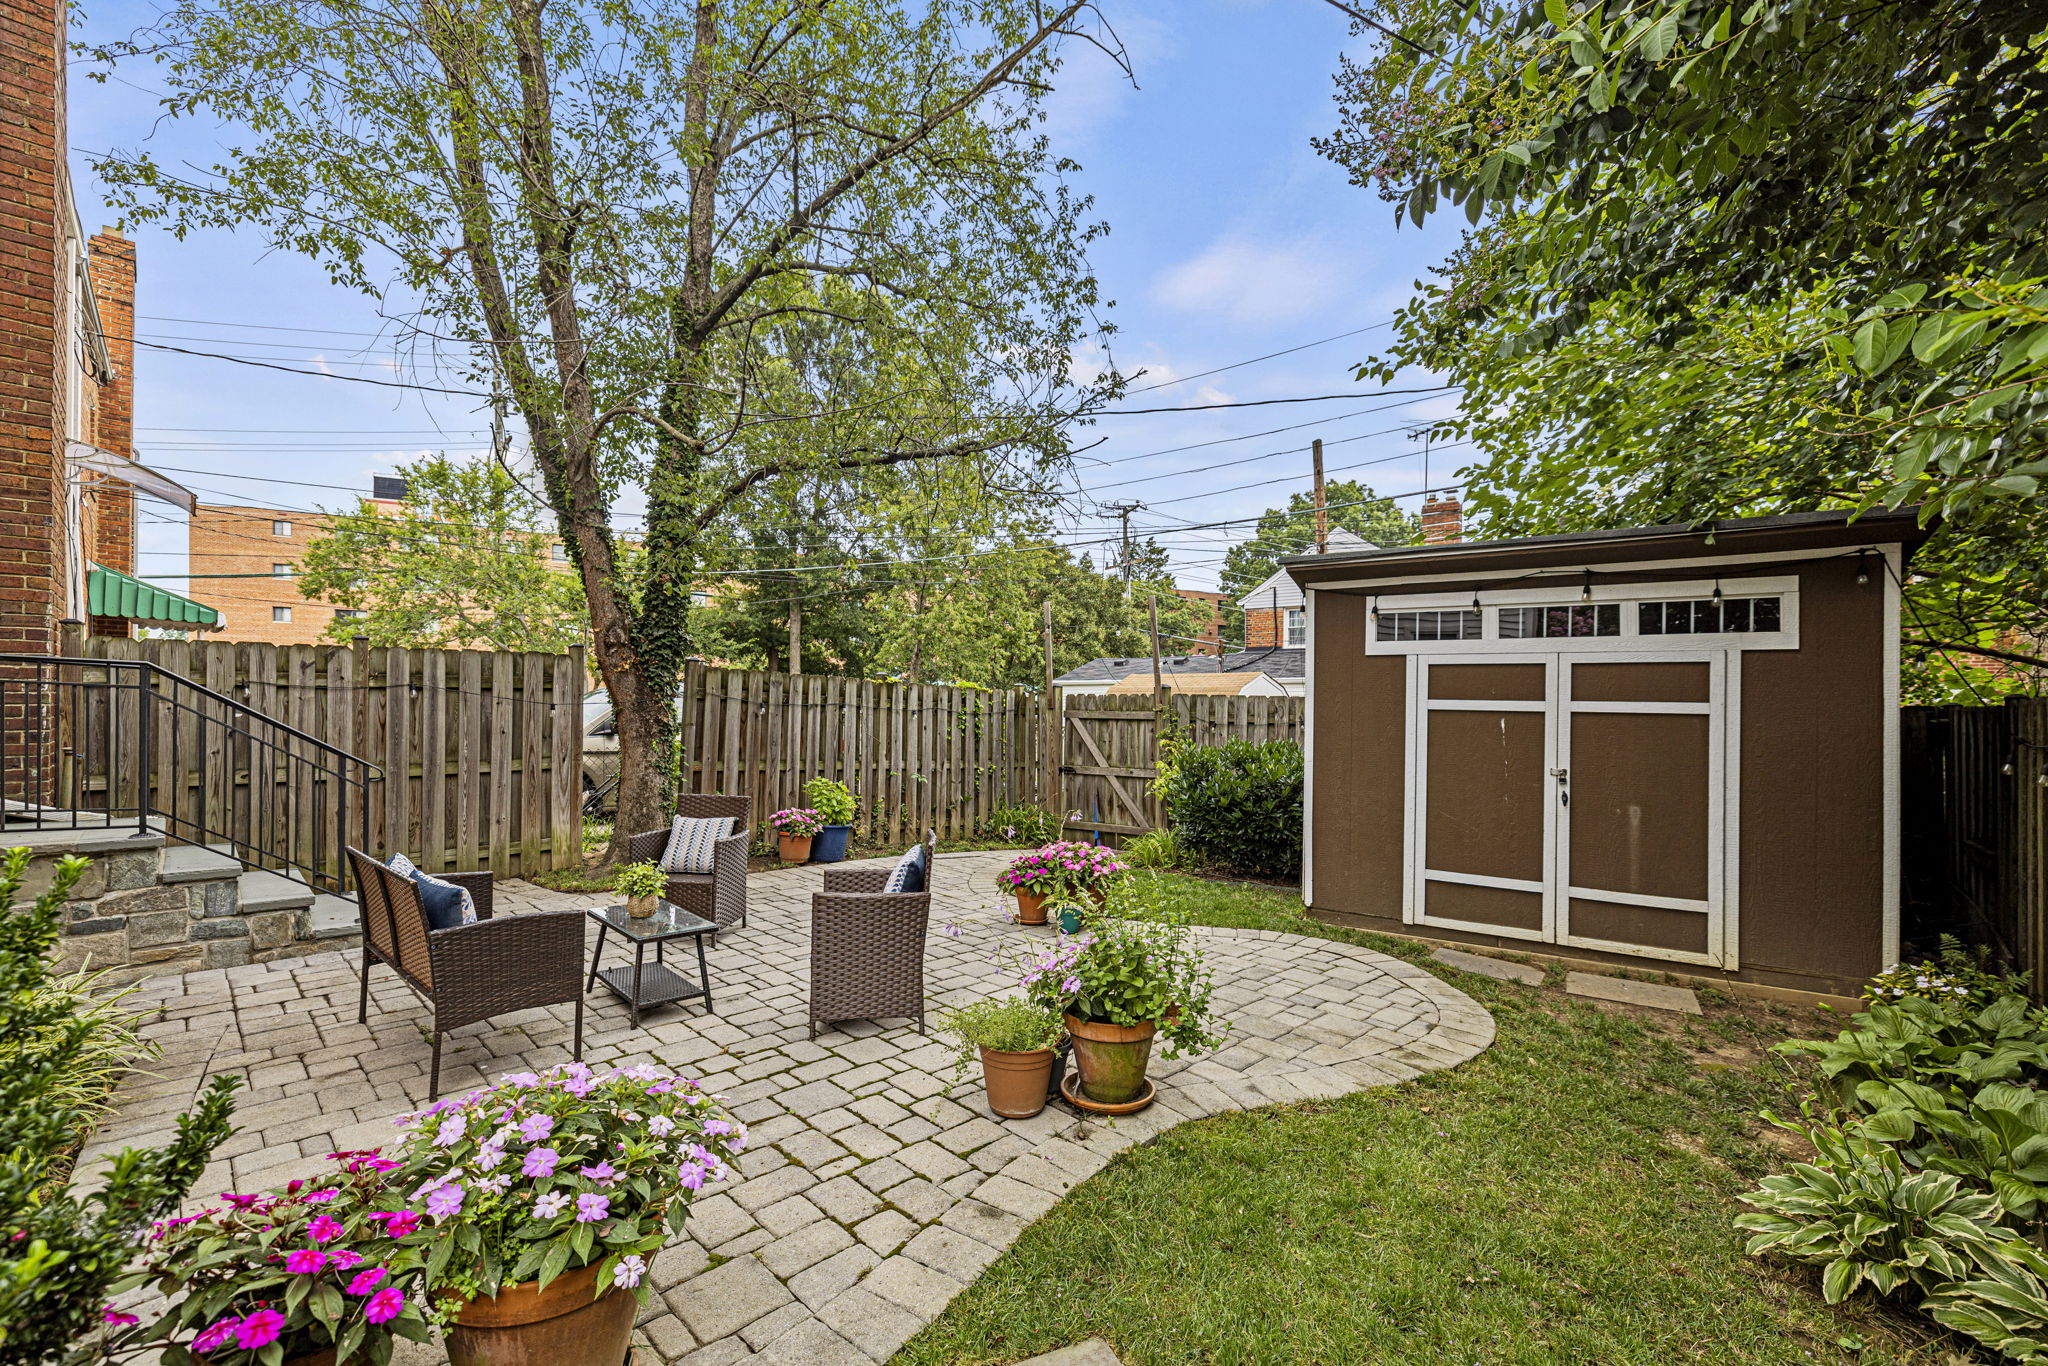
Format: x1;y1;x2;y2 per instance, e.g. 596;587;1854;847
0;847;237;1362
1157;740;1303;880
974;805;1057;848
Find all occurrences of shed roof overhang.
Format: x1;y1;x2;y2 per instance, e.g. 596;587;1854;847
1281;508;1935;593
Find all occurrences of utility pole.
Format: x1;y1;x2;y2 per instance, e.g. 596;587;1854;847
1149;594;1164;706
1103;500;1145;590
1041;599;1059;822
1311;437;1328;554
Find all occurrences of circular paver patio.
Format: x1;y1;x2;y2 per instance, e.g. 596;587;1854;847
88;851;1493;1365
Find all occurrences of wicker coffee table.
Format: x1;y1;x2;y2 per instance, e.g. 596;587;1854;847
584;901;716;1027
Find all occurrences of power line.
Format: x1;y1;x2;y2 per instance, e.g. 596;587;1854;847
1121;322;1393;396
1098;385;1449;416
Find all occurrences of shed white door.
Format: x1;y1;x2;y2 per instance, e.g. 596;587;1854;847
1408;654;1729;966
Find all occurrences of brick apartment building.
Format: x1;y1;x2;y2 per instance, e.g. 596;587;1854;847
0;0;212;653
1171;587;1227;655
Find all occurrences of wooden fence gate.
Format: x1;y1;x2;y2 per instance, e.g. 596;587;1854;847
1904;697;2048;987
1060;692;1305;843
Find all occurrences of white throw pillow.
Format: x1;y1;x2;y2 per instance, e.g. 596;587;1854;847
659;815;736;875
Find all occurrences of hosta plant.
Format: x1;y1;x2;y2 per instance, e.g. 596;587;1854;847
1866;937;2030;1009
111;1152;433;1366
382;1062;748;1306
1780;992;2048;1110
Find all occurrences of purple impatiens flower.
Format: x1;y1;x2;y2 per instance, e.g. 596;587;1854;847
424;1181;465;1220
576;1192;610;1223
522;1147;559;1178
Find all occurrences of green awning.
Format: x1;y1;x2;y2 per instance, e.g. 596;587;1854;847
86;564;221;629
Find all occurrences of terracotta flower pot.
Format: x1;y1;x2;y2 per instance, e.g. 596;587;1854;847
979;1045;1055;1119
626;892;657;919
1014;888;1050;924
447;1259;636;1366
777;833;814;862
1064;1013;1158;1106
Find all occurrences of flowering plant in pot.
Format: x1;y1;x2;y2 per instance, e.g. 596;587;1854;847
802;778;858;862
768;807;823;862
612;861;665;918
381;1061;748;1366
938;996;1065;1120
111;1151;432;1366
998;841;1127;926
1022;899;1226;1111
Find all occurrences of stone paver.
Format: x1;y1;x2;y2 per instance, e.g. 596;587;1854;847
1019;1342;1125;1366
1564;970;1703;1014
1432;946;1546;986
85;852;1492;1363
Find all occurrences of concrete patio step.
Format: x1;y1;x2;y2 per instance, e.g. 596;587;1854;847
237;868;316;914
159;844;245;883
305;894;358;939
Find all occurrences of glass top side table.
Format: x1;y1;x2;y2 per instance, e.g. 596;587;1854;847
584;901;717;1027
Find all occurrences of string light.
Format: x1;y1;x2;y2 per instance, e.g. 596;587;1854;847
1579;570;1593;603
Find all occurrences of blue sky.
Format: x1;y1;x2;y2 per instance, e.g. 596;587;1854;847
71;0;1468;608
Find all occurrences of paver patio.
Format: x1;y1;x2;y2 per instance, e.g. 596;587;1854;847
84;851;1493;1365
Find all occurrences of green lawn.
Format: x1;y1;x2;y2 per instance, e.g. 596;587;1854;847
893;872;1952;1366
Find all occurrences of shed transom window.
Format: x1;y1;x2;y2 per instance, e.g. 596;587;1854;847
1377;608;1482;642
1638;596;1781;635
1499;604;1620;639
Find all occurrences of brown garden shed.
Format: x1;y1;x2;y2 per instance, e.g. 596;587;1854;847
1287;508;1933;997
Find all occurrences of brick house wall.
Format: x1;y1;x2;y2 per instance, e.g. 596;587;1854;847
1172;587;1227;655
0;0;69;654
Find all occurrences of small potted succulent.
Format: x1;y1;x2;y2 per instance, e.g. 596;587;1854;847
383;1062;748;1366
802;778;858;863
939;995;1065;1120
769;807;823;863
113;1151;432;1366
1022;903;1226;1113
998;841;1128;927
613;861;664;918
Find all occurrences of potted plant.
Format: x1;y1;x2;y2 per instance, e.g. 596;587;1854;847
768;807;823;862
803;778;857;862
613;861;665;918
939;996;1064;1120
113;1151;433;1366
382;1062;748;1366
1022;902;1226;1112
998;841;1128;926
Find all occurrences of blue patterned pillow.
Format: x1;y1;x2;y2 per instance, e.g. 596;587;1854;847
658;816;736;875
883;843;927;895
387;852;477;930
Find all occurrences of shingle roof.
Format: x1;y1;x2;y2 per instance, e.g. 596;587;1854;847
1103;671;1271;695
1052;647;1304;686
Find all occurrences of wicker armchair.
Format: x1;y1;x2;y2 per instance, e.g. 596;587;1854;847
626;794;751;937
807;831;936;1039
346;848;585;1098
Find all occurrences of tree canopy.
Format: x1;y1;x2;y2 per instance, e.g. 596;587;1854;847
1219;480;1418;628
1315;0;2048;696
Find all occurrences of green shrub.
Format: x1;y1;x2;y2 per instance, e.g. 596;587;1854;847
975;804;1056;847
1866;935;2029;1008
7;966;154;1148
802;777;857;826
1120;829;1185;870
0;847;238;1360
1156;739;1303;879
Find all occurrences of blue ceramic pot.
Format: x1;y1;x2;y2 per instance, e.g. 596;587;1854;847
811;824;853;862
1057;905;1084;935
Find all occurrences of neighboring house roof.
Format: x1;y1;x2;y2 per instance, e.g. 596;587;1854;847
1103;671;1272;696
1052;647;1305;687
1237;528;1377;611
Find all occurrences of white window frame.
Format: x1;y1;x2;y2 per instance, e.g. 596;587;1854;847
271;562;293;577
272;519;292;536
272;606;292;623
1283;607;1306;647
1364;575;1800;656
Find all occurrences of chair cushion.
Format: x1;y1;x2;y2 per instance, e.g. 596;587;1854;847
387;852;478;930
883;843;927;895
659;815;736;875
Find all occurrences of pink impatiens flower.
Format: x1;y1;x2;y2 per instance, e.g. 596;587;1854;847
382;1210;421;1237
575;1192;610;1223
235;1309;286;1350
307;1214;345;1244
300;1187;339;1204
347;1267;388;1296
284;1248;330;1274
363;1286;405;1324
191;1317;238;1354
100;1306;139;1327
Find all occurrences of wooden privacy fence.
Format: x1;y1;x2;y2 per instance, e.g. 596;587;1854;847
67;633;584;881
1903;697;2048;987
675;664;1043;846
1062;692;1304;842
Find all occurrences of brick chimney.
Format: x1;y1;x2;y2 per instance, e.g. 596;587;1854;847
87;231;137;584
1421;493;1463;545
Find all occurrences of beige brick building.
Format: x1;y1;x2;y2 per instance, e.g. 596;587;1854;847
186;504;357;645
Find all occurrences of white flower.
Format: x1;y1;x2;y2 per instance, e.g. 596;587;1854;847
532;1190;569;1219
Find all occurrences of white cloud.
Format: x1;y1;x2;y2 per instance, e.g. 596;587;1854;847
1151;233;1361;327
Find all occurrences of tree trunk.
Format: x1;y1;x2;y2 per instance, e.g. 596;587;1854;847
788;592;802;675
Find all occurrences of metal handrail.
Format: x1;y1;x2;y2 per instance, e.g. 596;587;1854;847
0;653;382;894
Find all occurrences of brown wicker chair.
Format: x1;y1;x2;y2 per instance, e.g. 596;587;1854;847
625;794;751;937
807;831;936;1039
346;847;585;1098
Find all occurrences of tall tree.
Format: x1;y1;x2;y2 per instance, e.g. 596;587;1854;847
1313;0;2048;694
1219;480;1418;635
297;455;589;651
98;0;1122;856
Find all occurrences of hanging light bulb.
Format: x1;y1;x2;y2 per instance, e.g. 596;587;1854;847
1712;579;1724;604
1470;590;1481;613
1370;600;1380;624
1856;551;1871;586
1580;570;1593;603
2005;755;2019;776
